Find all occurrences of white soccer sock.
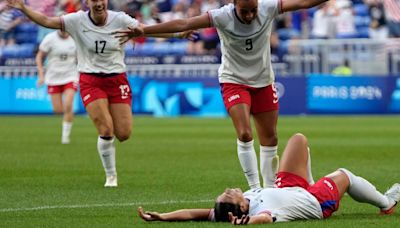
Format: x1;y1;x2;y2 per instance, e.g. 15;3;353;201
339;168;392;210
307;147;315;185
97;136;117;176
62;121;72;138
260;145;279;188
237;139;260;189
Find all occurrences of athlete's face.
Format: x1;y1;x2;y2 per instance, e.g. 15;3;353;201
216;188;249;212
235;0;258;24
86;0;108;15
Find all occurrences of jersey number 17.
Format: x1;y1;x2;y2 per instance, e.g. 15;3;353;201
95;41;107;54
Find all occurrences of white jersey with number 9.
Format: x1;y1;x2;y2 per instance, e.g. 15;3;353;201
208;0;280;88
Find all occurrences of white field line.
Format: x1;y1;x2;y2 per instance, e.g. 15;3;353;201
0;199;214;213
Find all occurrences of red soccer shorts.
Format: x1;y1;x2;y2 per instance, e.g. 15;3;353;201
275;172;340;218
79;73;132;107
220;83;279;114
47;81;78;94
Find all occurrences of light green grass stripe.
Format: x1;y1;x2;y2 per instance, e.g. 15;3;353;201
0;199;214;213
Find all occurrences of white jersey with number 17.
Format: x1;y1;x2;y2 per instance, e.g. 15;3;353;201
61;10;139;74
208;0;280;88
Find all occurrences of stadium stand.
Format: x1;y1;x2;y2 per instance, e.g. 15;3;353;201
14;23;39;44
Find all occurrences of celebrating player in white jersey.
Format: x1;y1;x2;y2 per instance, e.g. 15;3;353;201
115;0;329;189
7;0;192;187
36;30;78;145
138;133;400;224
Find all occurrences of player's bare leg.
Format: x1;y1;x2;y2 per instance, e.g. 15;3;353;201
253;110;279;188
278;133;315;185
86;98;117;187
278;133;309;180
109;103;132;142
50;93;69;144
86;98;114;136
229;103;260;189
306;147;315;184
63;88;75;122
50;93;63;114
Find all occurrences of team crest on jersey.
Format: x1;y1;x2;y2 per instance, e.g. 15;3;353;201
228;94;240;102
83;94;91;102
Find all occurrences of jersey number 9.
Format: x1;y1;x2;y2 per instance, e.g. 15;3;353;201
245;39;253;51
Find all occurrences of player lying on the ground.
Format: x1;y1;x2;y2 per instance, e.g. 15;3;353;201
138;133;400;224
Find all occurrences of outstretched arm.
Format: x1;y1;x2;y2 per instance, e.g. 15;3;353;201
115;14;210;39
114;24;199;45
35;50;47;87
281;0;329;13
138;207;212;222
143;14;211;35
7;0;61;29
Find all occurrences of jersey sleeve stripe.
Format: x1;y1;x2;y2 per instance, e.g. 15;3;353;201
60;16;65;32
208;209;215;221
207;11;213;27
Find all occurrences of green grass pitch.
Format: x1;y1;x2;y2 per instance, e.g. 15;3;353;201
0;115;399;227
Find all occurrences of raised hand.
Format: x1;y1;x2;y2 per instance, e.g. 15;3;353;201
36;77;44;88
113;26;144;45
229;212;250;225
138;207;164;221
180;30;199;41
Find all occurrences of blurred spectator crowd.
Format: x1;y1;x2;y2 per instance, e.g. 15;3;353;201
1;0;400;58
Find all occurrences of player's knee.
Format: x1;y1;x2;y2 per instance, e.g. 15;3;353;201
64;104;73;113
115;129;131;142
327;169;351;194
91;116;113;135
116;134;130;142
337;168;353;185
289;133;307;145
53;107;63;114
237;130;253;142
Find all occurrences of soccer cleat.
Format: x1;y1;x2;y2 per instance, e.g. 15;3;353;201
104;175;118;187
61;136;70;144
380;183;400;215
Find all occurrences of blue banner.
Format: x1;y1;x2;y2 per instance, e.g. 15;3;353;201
276;77;307;115
0;78;11;112
128;76;226;117
388;77;400;112
0;77;80;114
307;75;398;114
1;75;399;115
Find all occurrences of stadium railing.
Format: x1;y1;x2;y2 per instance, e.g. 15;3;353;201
280;38;400;76
1;38;400;77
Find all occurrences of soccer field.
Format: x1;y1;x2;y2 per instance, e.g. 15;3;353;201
0;115;399;228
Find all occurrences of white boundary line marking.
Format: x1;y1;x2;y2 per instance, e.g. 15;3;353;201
0;199;213;213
